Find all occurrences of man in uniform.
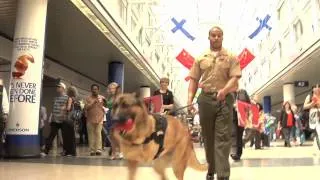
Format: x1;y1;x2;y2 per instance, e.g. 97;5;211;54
187;26;241;180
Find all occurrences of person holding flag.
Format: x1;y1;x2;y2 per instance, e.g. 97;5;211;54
187;26;241;180
242;95;263;149
230;89;251;161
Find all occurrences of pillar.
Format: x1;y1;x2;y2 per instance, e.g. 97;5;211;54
108;62;124;92
6;0;48;157
263;96;271;114
283;83;295;104
140;86;151;98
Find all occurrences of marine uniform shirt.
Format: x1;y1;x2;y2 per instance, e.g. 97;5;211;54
188;48;241;91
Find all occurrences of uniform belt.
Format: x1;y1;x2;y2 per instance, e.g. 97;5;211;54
201;90;218;97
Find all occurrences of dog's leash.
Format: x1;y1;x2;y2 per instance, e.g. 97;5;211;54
168;99;226;115
167;102;198;114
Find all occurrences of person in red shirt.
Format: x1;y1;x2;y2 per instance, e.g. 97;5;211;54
279;101;295;147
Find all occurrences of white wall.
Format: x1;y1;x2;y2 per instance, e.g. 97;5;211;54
240;0;320;95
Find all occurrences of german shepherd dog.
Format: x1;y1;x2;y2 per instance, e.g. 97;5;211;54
112;93;207;180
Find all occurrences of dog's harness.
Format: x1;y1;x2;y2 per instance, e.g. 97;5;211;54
140;114;168;159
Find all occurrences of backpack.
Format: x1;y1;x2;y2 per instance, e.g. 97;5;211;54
309;108;319;130
69;99;83;121
302;93;313;129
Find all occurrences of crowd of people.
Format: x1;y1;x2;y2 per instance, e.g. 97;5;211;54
37;82;122;157
0;72;176;159
229;84;320;161
33;76;175;158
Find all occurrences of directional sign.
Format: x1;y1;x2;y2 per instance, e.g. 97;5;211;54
294;81;309;87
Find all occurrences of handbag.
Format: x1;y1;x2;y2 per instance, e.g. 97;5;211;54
68;99;83;122
309;108;320;130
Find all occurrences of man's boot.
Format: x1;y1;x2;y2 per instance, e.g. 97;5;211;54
217;177;229;180
206;173;214;180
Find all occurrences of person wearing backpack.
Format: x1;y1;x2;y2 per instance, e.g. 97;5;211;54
304;84;320;149
303;85;317;138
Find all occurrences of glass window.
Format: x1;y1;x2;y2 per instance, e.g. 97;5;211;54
155;52;160;63
138;28;143;44
278;1;289;25
131;17;137;31
118;0;127;21
162;64;166;73
279;41;282;58
146;38;151;46
148;12;152;26
294;20;303;41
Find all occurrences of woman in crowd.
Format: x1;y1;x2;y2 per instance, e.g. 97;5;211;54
105;82;123;160
153;77;174;115
279;101;295;147
62;86;78;156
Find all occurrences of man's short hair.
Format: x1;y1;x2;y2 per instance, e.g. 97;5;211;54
91;84;99;90
209;26;224;36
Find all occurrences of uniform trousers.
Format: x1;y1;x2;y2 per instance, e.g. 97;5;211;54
198;93;233;177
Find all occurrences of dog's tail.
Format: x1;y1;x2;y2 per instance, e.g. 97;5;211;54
187;144;208;171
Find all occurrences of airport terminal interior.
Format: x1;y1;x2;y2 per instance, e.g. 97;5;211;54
1;0;320;180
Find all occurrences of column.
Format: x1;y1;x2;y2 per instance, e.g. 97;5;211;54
283;83;295;104
140;86;151;98
263;96;271;114
108;62;124;92
6;0;48;157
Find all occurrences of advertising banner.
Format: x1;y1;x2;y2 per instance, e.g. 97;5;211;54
6;0;48;135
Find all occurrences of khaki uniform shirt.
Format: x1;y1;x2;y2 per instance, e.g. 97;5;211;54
189;48;241;91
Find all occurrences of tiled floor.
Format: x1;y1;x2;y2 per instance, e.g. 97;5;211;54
1;141;320;180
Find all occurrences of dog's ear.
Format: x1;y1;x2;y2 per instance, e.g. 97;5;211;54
132;91;144;104
132;91;141;99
